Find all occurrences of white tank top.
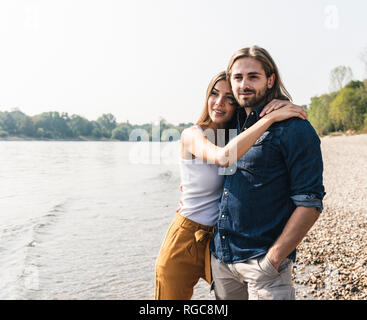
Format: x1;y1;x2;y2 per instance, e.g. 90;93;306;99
179;125;224;226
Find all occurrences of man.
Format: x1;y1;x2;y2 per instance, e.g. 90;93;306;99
210;46;326;300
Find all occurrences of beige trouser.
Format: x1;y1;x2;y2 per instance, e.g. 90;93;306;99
211;253;295;300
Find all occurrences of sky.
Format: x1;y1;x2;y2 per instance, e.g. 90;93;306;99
0;0;366;125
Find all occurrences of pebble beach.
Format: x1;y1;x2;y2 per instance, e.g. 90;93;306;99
293;134;367;300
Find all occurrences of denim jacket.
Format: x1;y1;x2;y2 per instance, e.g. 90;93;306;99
211;105;326;264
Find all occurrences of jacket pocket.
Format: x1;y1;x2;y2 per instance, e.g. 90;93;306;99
237;131;273;173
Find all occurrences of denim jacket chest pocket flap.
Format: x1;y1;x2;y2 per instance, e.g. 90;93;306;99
237;130;273;171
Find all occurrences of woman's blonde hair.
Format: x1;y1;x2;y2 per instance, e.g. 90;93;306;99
226;45;292;103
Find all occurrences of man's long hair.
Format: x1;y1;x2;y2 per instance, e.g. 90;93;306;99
226;46;292;103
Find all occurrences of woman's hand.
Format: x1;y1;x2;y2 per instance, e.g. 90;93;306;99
176;185;183;213
260;100;308;122
176;201;183;213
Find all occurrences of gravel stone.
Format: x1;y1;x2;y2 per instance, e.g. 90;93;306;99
293;134;367;300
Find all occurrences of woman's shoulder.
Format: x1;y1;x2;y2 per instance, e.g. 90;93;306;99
185;124;204;132
181;125;207;160
181;125;204;139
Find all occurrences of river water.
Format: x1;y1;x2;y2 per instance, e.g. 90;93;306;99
0;141;212;299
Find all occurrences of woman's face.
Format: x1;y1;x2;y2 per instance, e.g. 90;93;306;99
208;80;237;128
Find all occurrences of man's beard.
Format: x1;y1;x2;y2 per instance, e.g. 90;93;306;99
235;85;268;109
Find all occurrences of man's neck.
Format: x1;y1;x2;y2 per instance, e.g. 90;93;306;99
244;107;256;116
244;103;263;117
243;97;268;116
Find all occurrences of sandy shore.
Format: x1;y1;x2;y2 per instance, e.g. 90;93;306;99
293;134;367;300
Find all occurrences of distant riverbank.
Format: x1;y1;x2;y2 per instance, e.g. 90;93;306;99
0;136;123;142
0;131;364;142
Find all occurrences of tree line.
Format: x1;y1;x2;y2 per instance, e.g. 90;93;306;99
0;110;193;141
2;61;367;140
307;64;367;136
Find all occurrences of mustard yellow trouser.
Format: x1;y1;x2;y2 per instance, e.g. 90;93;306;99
155;213;215;300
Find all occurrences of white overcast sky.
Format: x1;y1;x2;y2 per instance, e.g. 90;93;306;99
0;0;366;125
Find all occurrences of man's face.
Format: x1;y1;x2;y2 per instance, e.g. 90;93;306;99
230;57;274;109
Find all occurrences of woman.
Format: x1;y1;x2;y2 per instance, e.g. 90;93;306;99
155;71;307;300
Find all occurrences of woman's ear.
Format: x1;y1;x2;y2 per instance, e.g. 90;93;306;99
267;73;275;89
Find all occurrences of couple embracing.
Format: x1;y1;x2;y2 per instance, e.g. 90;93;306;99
155;46;325;300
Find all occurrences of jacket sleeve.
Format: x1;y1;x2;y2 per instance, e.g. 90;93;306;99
279;119;326;212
